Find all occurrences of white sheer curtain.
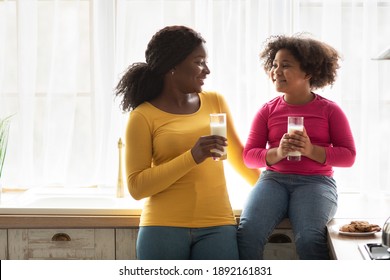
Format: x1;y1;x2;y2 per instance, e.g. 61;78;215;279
0;0;125;188
0;0;389;199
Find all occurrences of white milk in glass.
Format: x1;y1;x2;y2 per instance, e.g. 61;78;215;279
287;117;304;161
288;125;303;157
210;113;227;161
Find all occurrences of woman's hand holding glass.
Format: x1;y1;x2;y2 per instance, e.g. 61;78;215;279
191;135;228;164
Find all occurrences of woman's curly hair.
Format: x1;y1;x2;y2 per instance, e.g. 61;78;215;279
259;34;341;89
115;26;205;112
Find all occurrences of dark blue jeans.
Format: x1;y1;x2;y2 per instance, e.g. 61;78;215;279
137;225;239;260
237;171;338;260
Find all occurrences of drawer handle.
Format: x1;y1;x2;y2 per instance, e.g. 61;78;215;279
268;233;292;243
51;233;71;241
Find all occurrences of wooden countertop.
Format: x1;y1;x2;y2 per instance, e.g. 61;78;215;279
0;214;292;229
0;214;141;229
0;189;141;228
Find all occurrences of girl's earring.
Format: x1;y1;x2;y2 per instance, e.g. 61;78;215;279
171;71;174;75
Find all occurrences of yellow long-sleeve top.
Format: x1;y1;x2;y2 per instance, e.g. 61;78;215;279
125;91;260;227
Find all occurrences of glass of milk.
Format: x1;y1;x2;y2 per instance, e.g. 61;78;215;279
210;113;227;161
287;116;304;161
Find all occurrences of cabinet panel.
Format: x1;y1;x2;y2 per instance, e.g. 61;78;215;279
0;229;7;260
95;228;116;260
8;229;115;260
116;228;138;260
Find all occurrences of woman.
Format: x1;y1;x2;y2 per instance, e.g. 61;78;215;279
115;26;260;260
237;34;356;260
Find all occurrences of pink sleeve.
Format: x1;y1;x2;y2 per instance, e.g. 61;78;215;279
243;107;270;168
324;105;356;167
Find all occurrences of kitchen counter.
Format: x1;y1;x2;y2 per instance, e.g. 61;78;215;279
0;190;388;224
0;187;290;229
0;187;141;228
0;214;141;228
327;193;390;260
0;187;143;228
1;188;389;260
327;219;384;260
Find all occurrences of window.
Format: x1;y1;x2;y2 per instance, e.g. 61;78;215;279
1;1;390;204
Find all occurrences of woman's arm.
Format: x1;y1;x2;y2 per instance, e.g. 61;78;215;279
125;112;197;200
219;95;261;185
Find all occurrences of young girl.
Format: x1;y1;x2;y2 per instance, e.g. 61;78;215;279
237;34;356;260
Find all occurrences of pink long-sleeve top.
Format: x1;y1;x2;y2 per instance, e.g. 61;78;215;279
243;94;356;176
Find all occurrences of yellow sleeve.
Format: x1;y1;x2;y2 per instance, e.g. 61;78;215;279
218;94;261;186
125;112;197;200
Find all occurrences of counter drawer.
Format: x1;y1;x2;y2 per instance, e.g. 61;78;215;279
264;229;299;260
8;229;115;260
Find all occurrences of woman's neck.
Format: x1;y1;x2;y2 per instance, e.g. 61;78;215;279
149;92;200;114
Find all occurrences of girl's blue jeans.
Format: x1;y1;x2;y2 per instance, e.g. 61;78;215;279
137;225;239;260
237;170;338;260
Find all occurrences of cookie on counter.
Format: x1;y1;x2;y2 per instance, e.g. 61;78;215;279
339;220;381;232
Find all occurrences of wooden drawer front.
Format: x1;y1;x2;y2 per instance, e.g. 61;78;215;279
29;229;94;259
8;229;115;260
